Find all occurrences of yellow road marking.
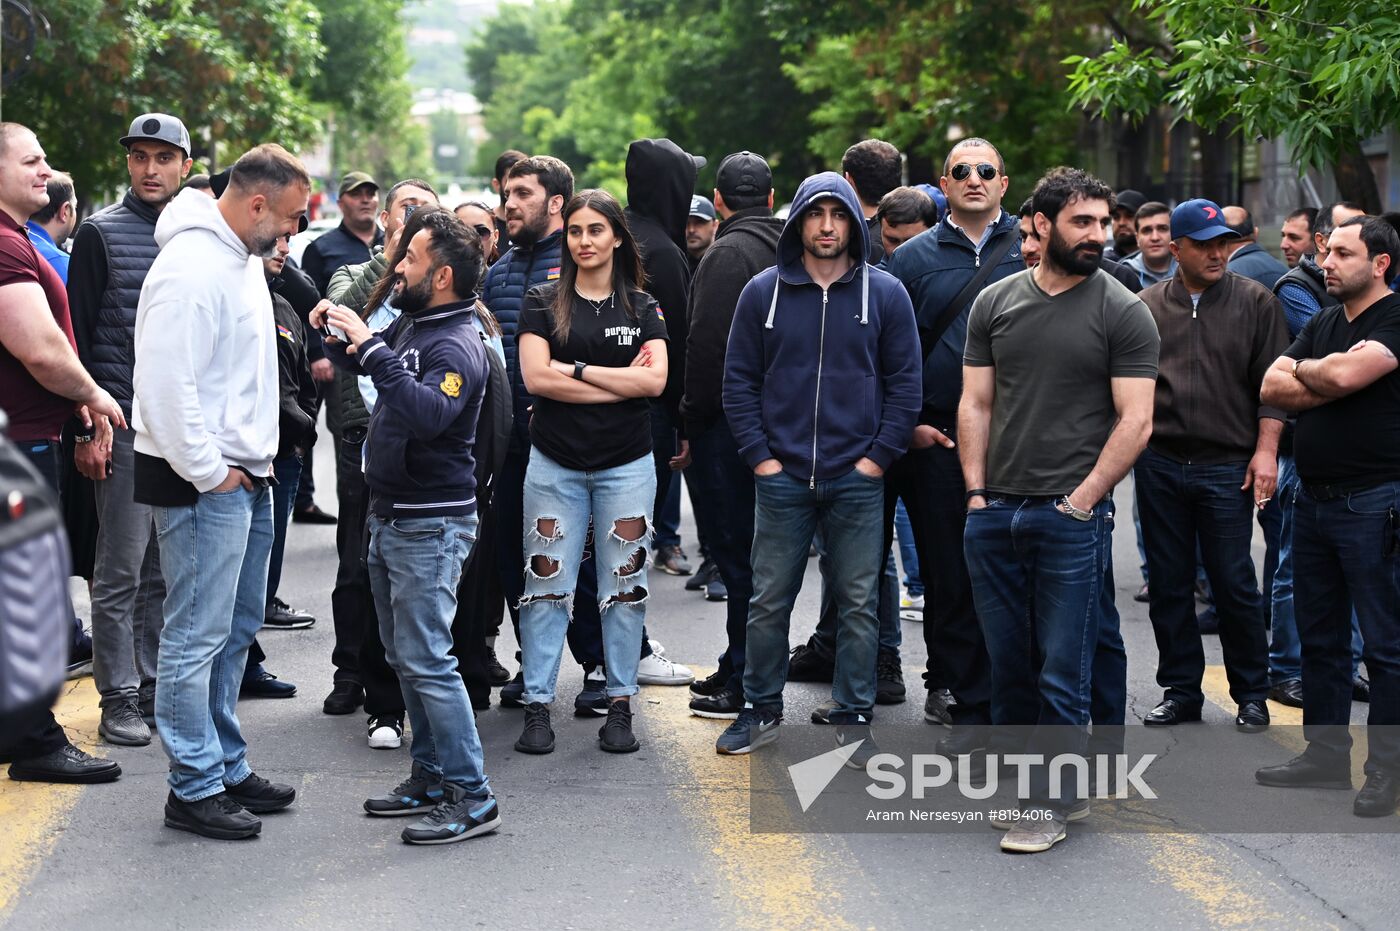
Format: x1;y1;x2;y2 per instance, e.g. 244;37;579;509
0;678;106;920
644;674;859;931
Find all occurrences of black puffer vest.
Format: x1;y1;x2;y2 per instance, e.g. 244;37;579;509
81;191;161;415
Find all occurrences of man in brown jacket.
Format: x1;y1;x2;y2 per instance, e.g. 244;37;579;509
1134;198;1289;732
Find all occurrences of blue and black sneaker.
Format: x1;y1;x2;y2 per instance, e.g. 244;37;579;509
401;783;502;845
363;762;444;817
715;707;782;755
831;712;878;771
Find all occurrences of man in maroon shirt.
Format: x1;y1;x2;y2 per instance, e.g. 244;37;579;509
0;121;126;783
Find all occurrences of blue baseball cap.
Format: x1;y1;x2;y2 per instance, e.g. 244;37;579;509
1170;198;1240;241
689;195;716;221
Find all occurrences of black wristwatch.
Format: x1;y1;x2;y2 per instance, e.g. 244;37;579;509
573;361;587;380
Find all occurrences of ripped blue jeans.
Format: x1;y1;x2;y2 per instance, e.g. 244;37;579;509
519;449;656;704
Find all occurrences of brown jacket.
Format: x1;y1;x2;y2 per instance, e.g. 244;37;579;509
1140;270;1288;462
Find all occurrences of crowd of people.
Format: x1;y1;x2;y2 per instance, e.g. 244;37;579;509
1;110;1399;856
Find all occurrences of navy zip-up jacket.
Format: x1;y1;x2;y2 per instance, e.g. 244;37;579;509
324;300;487;518
885;210;1022;424
722;172;921;484
482;228;563;434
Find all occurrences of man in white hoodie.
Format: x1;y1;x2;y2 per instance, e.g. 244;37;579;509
132;143;309;841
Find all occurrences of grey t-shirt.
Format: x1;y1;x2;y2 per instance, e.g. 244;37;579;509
964;269;1160;495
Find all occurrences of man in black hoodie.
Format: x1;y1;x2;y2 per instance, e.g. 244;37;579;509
619;138;702;686
681;151;784;718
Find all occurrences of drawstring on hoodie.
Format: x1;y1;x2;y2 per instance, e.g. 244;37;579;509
764;261;870;328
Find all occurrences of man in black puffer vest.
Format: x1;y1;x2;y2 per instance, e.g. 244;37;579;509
66;113;192;748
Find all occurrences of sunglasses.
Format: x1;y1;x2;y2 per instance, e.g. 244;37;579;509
471;224;494;240
950;162;999;182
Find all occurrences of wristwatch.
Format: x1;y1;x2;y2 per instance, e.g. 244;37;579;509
573;361;587;380
1056;496;1093;521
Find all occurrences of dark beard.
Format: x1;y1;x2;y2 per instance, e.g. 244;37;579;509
1047;229;1104;276
1114;231;1137;255
391;275;434;315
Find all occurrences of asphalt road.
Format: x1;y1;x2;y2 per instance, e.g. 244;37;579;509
3;427;1400;930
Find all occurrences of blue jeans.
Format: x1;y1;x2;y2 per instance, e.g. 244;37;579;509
1270;455;1363;683
688;417;754;692
153;484;273;801
265;452;302;607
894;499;922;596
519;450;656;703
813;541;901;653
744;468;884;717
1293;482;1400;774
367;512;490;798
1134;450;1270;706
965;495;1109;805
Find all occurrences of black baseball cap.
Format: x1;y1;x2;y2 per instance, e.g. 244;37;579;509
717;151;772;198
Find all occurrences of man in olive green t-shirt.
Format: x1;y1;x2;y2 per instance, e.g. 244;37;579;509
958;167;1159;855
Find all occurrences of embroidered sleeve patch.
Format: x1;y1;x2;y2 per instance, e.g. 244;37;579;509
440;372;462;398
276;324;294;341
546;266;561;280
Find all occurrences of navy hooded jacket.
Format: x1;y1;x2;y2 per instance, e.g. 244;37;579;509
482;228;563;433
722;172;921;484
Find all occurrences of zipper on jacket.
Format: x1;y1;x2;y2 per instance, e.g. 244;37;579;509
811;288;829;490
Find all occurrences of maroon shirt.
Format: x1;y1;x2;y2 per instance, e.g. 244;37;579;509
0;209;78;441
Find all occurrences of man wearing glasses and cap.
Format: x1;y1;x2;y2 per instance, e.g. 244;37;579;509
66;112;192;747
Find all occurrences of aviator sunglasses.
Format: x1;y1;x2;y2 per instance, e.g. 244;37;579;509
950;162;999;182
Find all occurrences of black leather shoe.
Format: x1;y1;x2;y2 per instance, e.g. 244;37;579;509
224;772;296;814
1268;678;1304;708
1235;699;1270;732
292;504;337;525
8;743;121;784
1354;675;1371;703
322;680;363;715
1255;752;1352;790
1354;772;1400;817
1143;698;1203;726
164;791;261;839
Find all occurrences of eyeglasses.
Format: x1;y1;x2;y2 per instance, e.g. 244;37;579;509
950;162;999;182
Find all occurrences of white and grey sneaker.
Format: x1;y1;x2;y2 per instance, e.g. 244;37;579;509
401;783;501;845
637;651;694;686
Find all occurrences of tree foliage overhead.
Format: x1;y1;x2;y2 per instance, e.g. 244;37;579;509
4;0;427;206
1065;0;1400;211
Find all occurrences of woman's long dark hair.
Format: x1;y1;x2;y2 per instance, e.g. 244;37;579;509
363;204;500;337
549;189;646;343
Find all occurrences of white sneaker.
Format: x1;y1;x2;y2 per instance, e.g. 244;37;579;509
648;639;667;657
900;588;925;611
368;715;404;750
637;651;694;686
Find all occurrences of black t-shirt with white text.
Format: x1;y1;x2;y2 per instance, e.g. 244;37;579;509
1285;292;1400;487
519;284;668;471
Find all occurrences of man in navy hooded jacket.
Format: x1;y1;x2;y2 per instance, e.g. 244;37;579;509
716;172;920;754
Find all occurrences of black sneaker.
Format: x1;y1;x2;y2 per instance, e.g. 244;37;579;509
514;702;555;754
485;644;512;685
690;686;744;719
224;772;296;814
923;688;956;726
139;693;157;728
574;668;608;717
364;762;446;816
875;649;906;705
599;700;640;753
164;791;261;840
499;671;525;708
716;707;782;755
654;544;693;576
66;629;93;680
787;641;835;683
832;715;878;770
1355;675;1371;702
685;559;717;591
240;664;297;699
690;669;728;698
401;783;501;845
322;680;363;715
264;596;315;629
8;743;121;784
705;574;728;602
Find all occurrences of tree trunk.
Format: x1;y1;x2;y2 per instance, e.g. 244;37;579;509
1332;143;1382;214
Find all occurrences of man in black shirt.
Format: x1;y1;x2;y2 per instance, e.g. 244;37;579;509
1257;216;1400;818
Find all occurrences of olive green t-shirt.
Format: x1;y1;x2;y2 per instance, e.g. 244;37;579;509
963;268;1159;496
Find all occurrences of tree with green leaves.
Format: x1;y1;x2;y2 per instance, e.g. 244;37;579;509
1065;0;1400;213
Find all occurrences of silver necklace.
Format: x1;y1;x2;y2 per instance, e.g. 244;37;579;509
576;288;615;316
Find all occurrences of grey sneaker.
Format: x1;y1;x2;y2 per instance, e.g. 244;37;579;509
364;761;445;817
991;799;1089;830
99;699;152;746
999;807;1070;853
401;783;501;845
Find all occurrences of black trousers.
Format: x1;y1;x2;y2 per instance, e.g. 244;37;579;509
886;430;992;725
452;499;504;708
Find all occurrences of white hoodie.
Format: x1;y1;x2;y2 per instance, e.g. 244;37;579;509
133;187;277;492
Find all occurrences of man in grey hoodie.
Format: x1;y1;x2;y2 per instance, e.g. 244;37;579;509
133;144;308;841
